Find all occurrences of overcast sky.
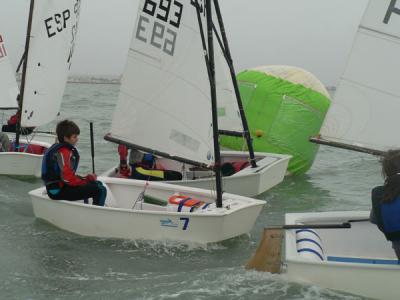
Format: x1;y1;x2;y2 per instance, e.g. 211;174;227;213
0;0;368;86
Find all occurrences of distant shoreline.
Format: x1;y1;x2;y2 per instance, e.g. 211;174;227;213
15;73;337;90
63;78;336;91
67;76;121;84
16;74;121;85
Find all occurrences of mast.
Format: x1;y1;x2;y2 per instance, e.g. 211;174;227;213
212;0;257;168
15;0;35;148
206;0;223;208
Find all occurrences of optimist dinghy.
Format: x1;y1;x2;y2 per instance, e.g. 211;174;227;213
29;0;269;244
102;0;290;197
0;0;79;177
30;176;265;244
277;2;400;297
0;136;52;177
0;129;56;177
103;151;290;197
311;0;400;156
0;33;55;177
284;211;399;300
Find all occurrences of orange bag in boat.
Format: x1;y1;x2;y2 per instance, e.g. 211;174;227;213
27;144;46;154
168;194;205;212
11;143;46;154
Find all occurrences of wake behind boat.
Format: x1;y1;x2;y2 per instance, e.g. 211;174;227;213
30;176;265;244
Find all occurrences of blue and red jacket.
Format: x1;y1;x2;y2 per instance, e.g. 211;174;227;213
371;186;400;241
42;143;88;189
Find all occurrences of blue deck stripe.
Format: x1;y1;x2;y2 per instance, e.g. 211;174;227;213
177;198;192;212
327;256;400;265
297;248;324;261
202;203;210;210
296;229;321;240
296;238;324;253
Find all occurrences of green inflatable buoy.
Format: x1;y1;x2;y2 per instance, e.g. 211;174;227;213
220;65;331;175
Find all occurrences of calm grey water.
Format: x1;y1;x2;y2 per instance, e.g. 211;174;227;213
0;83;381;300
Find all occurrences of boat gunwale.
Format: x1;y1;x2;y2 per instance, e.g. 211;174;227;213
102;150;291;182
284;211;400;269
30;187;265;218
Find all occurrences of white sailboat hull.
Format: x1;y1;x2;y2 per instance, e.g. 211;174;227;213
284;211;400;300
29;177;265;244
103;151;291;197
0;151;44;177
7;132;56;145
0;134;54;177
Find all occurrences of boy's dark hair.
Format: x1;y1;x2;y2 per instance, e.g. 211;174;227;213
56;120;80;143
382;149;400;202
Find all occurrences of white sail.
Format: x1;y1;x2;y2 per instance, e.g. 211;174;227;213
110;0;215;165
0;34;18;109
320;0;400;151
192;3;243;133
214;31;243;132
20;0;81;127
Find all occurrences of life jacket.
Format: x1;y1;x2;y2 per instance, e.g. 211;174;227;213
130;154;164;179
132;166;165;179
168;194;206;212
41;143;80;187
372;186;400;241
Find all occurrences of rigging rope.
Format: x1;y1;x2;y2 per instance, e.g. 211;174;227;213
132;150;157;210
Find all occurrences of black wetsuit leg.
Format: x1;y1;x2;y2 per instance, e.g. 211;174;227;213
47;181;107;206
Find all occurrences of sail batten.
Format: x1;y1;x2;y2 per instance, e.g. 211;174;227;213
320;0;400;152
360;25;400;40
20;0;81;128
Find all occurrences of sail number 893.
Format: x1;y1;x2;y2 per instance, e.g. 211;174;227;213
135;0;183;56
143;0;183;28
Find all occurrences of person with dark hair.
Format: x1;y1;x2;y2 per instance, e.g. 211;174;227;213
41;120;107;206
1;112;34;134
2;95;34;134
370;149;400;259
128;148;182;181
117;145;182;181
0;132;10;152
